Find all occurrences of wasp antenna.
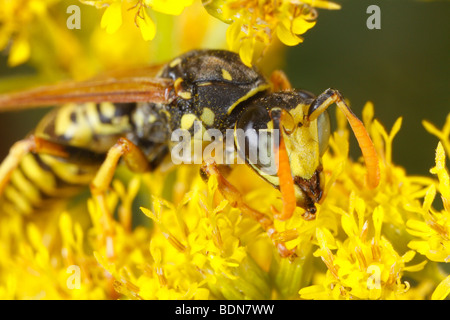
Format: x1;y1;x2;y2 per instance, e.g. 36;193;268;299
308;89;380;189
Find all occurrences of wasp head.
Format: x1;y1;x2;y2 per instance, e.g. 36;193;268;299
235;91;331;219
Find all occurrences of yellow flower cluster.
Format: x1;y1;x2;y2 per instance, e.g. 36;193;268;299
295;104;450;299
0;0;91;79
204;0;340;66
1;105;448;300
0;0;337;75
88;0;194;41
91;0;340;66
0;0;449;301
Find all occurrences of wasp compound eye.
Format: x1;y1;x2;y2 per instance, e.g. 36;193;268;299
234;105;279;176
281;110;296;135
317;111;331;156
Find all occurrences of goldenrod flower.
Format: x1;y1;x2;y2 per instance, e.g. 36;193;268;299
203;0;340;66
1;1;449;301
0;102;449;300
84;0;194;41
0;0;88;73
299;208;426;300
84;0;340;66
406;145;450;263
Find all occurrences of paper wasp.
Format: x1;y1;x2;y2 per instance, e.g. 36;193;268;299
0;49;379;256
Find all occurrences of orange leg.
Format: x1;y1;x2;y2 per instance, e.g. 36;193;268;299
270;70;292;92
307;88;380;189
200;159;296;258
90;137;150;260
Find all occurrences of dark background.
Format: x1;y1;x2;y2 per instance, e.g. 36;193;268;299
0;0;449;176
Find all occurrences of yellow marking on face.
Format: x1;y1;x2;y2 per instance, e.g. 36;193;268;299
200;107;215;127
283;104;320;180
222;68;232;81
180;114;198;130
169;57;182;68
227;84;270;115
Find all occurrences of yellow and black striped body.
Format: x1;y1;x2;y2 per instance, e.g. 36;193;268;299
0;101;171;215
0;49;269;216
0;49;333;217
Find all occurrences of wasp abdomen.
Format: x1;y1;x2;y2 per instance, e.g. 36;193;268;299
0;151;100;215
35;102;136;153
0;102;139;215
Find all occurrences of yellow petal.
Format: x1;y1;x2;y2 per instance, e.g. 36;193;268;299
149;0;194;15
292;18;316;36
276;23;303;46
423;184;436;212
238;38;255;67
372;206;384;240
401;250;416;263
299;285;327;299
301;0;341;10
226;21;242;52
390;117;403;139
315;227;337;250
138;9;156;41
8;36;30;67
341;214;357;238
59;212;75;246
101;2;123;34
407;240;430;256
431;275;450;300
403;260;427;272
406;219;431;236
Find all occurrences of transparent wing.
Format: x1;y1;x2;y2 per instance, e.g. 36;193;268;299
0;65;174;111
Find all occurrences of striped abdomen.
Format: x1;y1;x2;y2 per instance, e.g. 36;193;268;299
0;102;137;215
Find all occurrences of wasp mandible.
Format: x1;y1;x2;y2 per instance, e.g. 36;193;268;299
0;50;380;255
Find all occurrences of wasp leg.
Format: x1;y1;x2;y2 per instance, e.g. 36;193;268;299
270;109;297;221
200;159;296;258
307;88;380;189
0;135;69;196
270;70;292;91
90;137;150;259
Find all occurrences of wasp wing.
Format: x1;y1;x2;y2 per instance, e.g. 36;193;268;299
0;65;174;111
